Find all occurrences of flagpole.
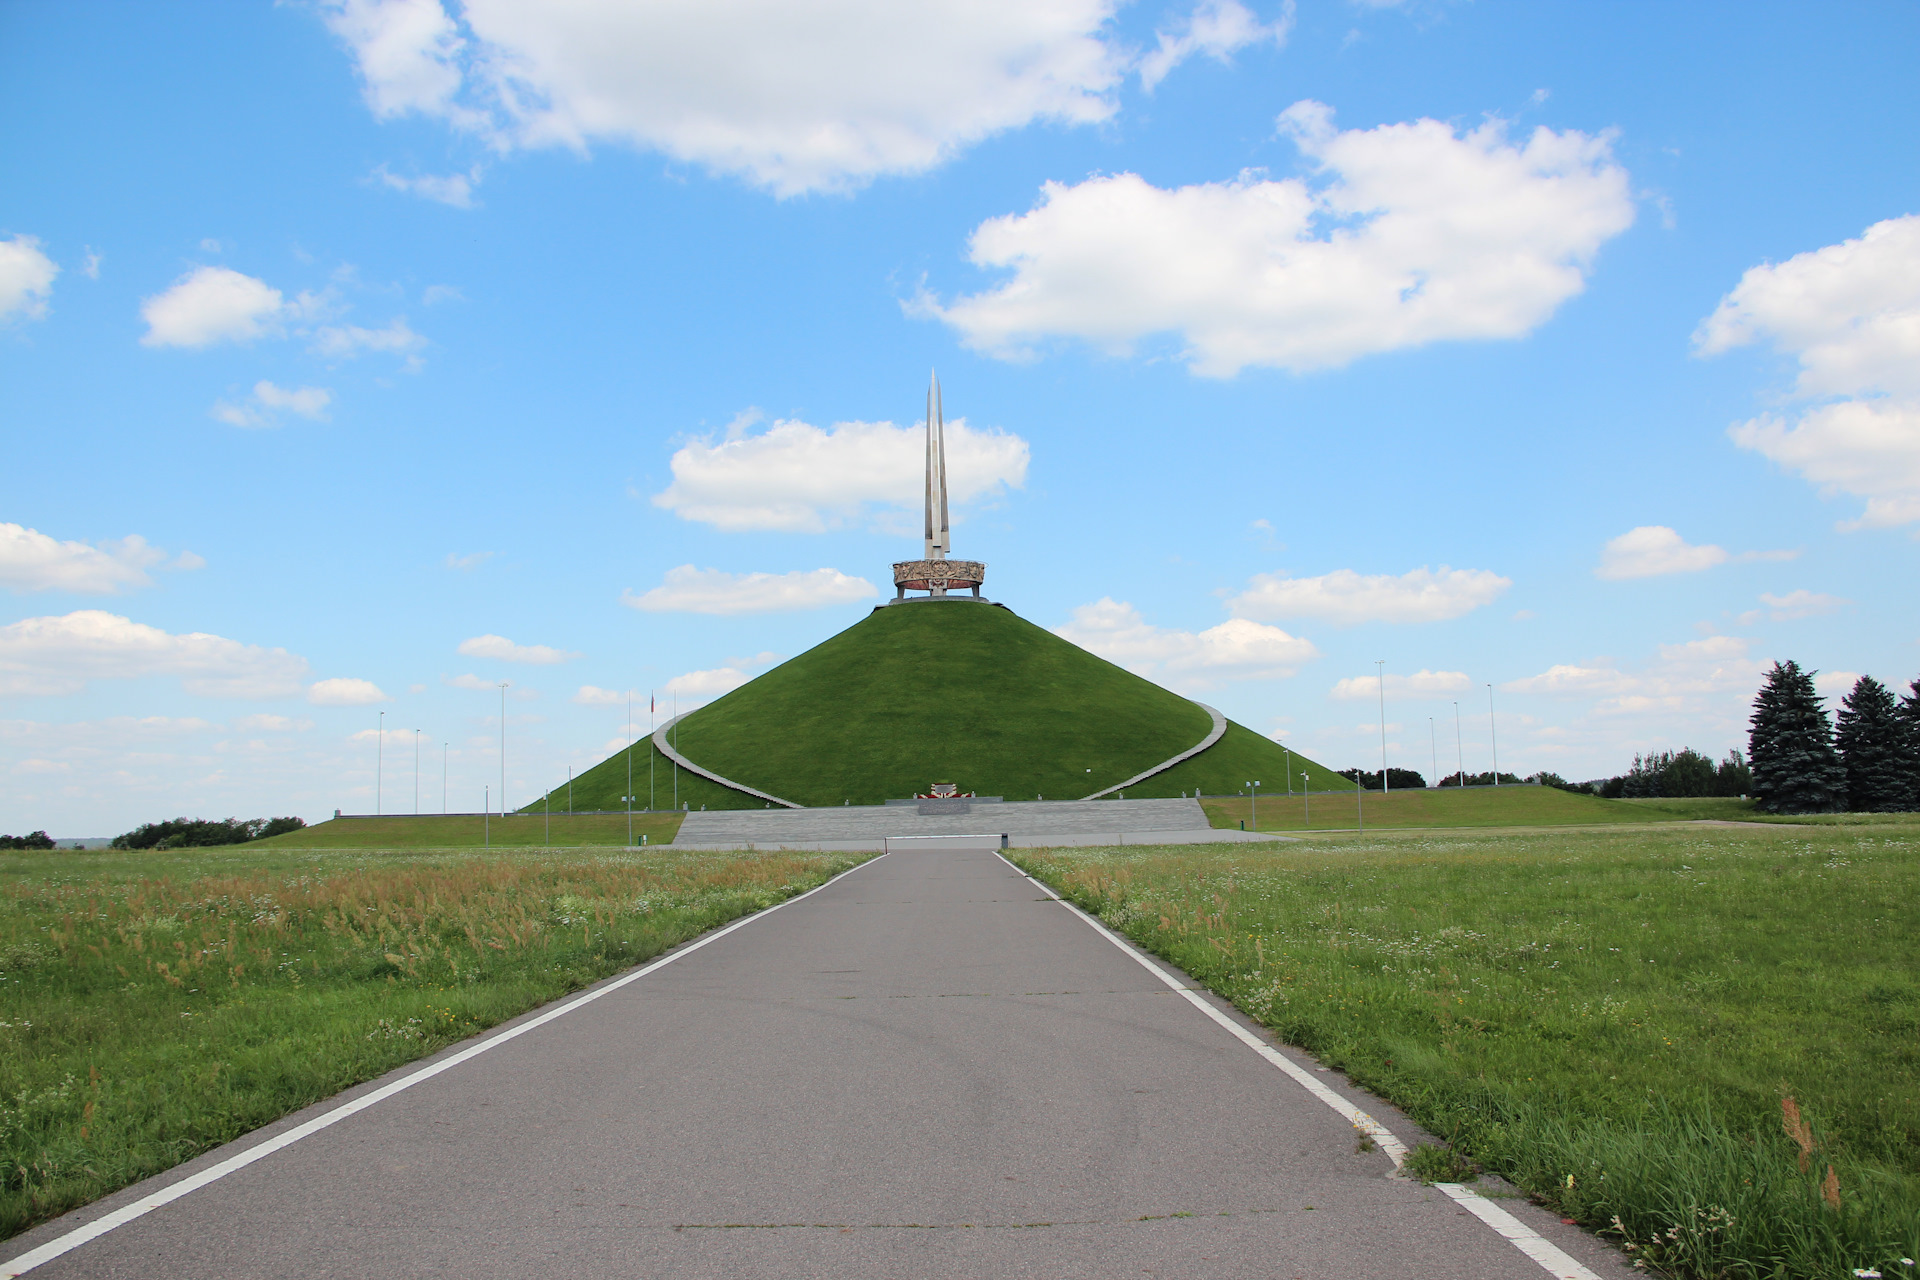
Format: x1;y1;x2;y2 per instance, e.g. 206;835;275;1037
625;690;633;847
649;691;655;812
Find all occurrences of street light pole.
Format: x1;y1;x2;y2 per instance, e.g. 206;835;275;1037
1284;746;1293;796
1377;659;1389;794
1454;701;1465;787
1246;781;1260;831
376;710;384;815
413;729;421;815
1487;683;1500;787
497;682;509;816
626;689;633;848
1303;772;1310;829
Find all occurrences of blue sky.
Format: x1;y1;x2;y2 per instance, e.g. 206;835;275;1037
4;0;1918;833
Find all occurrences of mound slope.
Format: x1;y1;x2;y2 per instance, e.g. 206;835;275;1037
538;602;1349;810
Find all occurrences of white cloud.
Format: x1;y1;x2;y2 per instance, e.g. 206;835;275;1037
1139;0;1290;90
0;524;175;594
623;566;878;614
1226;566;1510;624
572;685;627;707
1698;215;1920;528
422;284;464;306
81;248;102;280
663;666;755;699
212;380;333;428
375;163;480;208
231;714;312;733
1504;635;1765;717
1054;598;1318;690
1758;590;1850;621
322;0;1124;196
1329;669;1471;700
1594;526;1728;580
0;234;59;322
0;610;309;698
653;414;1029;532
444;551;492;571
456;634;580;664
306;677;390;706
1729;401;1920;531
140;266;285;347
1814;670;1864;699
311;317;425;359
444;673;501;691
924;100;1633;376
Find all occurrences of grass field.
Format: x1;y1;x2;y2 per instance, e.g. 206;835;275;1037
0;843;870;1240
1012;822;1920;1278
1201;784;1756;831
251;811;686;849
535;603;1354;811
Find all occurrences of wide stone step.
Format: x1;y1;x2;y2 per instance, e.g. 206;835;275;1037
675;797;1209;843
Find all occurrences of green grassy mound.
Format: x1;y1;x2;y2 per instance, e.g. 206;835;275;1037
249;812;685;848
533;603;1351;810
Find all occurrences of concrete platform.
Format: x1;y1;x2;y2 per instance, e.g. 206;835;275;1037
670;797;1285;850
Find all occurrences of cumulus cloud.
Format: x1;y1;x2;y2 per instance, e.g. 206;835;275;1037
653;414;1029;532
1504;635;1766;717
1594;526;1728;580
1698;215;1920;529
444;673;501;691
0;524;184;594
571;685;627;707
662;666;758;700
1139;0;1290;90
307;677;390;706
212;380;333;428
456;634;579;664
1227;566;1510;624
231;714;312;732
622;566;878;614
0;610;309;698
444;551;492;571
140;266;287;347
0;234;59;322
322;0;1125;196
1329;669;1471;700
1053;598;1317;690
311;317;426;360
1756;590;1850;621
924;100;1634;376
374;163;481;207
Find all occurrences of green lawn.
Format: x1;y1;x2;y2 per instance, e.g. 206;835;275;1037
537;603;1352;810
0;843;870;1240
1012;823;1920;1278
253;810;685;849
1202;784;1738;831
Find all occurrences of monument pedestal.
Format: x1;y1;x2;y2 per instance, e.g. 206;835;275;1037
889;558;988;602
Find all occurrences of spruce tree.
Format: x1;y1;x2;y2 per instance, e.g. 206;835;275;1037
1836;676;1910;812
1897;677;1920;809
1748;660;1844;813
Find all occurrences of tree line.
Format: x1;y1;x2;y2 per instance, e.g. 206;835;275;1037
0;831;58;851
1749;661;1918;813
111;816;307;850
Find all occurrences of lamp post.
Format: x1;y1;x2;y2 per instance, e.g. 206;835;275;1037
1377;659;1389;794
567;765;573;815
1303;772;1310;829
1284;746;1293;796
1487;683;1500;787
1454;701;1465;787
625;690;633;848
413;729;421;815
376;710;384;815
497;682;509;816
1246;780;1260;831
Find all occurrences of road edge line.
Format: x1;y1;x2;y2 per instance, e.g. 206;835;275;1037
996;852;1605;1280
0;852;887;1278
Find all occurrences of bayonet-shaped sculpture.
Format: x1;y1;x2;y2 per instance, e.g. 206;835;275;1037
891;371;987;603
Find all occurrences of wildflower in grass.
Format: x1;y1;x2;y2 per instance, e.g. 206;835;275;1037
1856;1270;1882;1278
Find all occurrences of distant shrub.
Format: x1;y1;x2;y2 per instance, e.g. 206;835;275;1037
0;831;56;851
1337;767;1428;791
111;816;307;850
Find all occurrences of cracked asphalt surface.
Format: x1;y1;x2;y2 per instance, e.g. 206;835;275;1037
12;847;1631;1278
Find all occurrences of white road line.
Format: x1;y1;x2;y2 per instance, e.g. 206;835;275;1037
998;852;1606;1280
0;853;888;1279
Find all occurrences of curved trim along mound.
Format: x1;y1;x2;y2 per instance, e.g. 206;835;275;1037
1080;701;1226;801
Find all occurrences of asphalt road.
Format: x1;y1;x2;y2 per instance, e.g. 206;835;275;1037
11;848;1630;1279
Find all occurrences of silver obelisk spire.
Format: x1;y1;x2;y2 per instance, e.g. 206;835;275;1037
924;371;950;562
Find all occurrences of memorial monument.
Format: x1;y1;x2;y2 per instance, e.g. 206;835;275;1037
888;372;989;604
